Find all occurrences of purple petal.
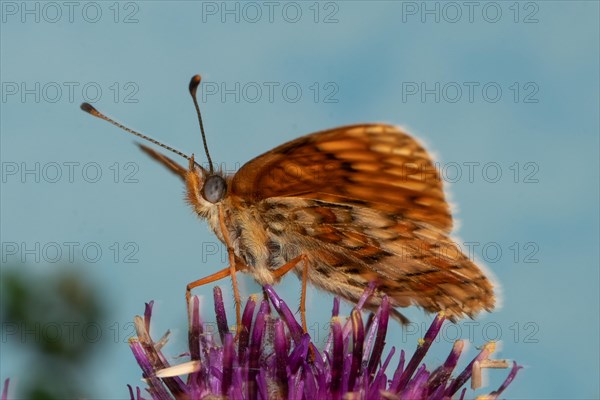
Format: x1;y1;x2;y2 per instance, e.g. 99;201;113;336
358;281;377;309
127;384;134;400
332;297;340;318
445;341;495;396
257;368;269;400
368;346;395;398
338;282;377;346
388;349;405;392
188;296;207;387
144;301;154;334
129;340;172;400
341;353;352;395
428;340;465;392
136;330;188;397
288;334;310;374
221;333;234;397
274;319;290;397
310;343;325;371
362;312;379;367
347;309;364;392
396;313;445;391
209;347;223;394
488;361;522;399
443;340;464;371
302;360;318;397
367;296;390;377
329;317;344;399
263;285;304;344
248;300;269;399
401;364;430;399
292;379;305;400
188;296;202;360
213;286;229;343
231;364;244;400
238;295;257;364
428;381;447;400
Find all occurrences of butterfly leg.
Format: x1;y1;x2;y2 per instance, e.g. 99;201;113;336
186;260;250;337
300;259;309;333
217;204;243;330
186;266;232;311
271;254;309;332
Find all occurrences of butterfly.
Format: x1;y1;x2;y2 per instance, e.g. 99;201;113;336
81;75;495;329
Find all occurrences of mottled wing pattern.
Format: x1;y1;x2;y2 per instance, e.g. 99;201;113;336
258;198;494;320
231;124;452;232
231;124;494;320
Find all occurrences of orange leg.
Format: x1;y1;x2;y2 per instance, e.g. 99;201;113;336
271;254;307;279
300;258;309;333
270;255;309;332
186;260;249;333
226;248;242;330
186;266;232;309
217;205;242;328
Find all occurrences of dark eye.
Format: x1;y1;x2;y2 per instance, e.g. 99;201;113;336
202;175;227;203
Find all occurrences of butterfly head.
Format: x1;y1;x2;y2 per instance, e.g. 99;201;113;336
184;154;228;216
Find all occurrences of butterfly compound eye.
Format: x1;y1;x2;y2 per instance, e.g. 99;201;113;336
202;175;227;203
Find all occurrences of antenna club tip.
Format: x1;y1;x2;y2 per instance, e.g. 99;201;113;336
189;75;202;95
80;102;98;115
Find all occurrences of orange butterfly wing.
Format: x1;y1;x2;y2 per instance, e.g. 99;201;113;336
231;124;452;232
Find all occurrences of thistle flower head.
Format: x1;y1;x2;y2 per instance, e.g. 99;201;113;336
129;285;520;399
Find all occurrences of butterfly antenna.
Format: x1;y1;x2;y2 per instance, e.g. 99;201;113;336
188;75;215;174
80;102;202;169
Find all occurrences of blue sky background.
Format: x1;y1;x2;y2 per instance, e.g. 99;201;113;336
1;1;599;398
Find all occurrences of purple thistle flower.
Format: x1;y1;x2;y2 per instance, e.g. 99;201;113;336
129;285;521;399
